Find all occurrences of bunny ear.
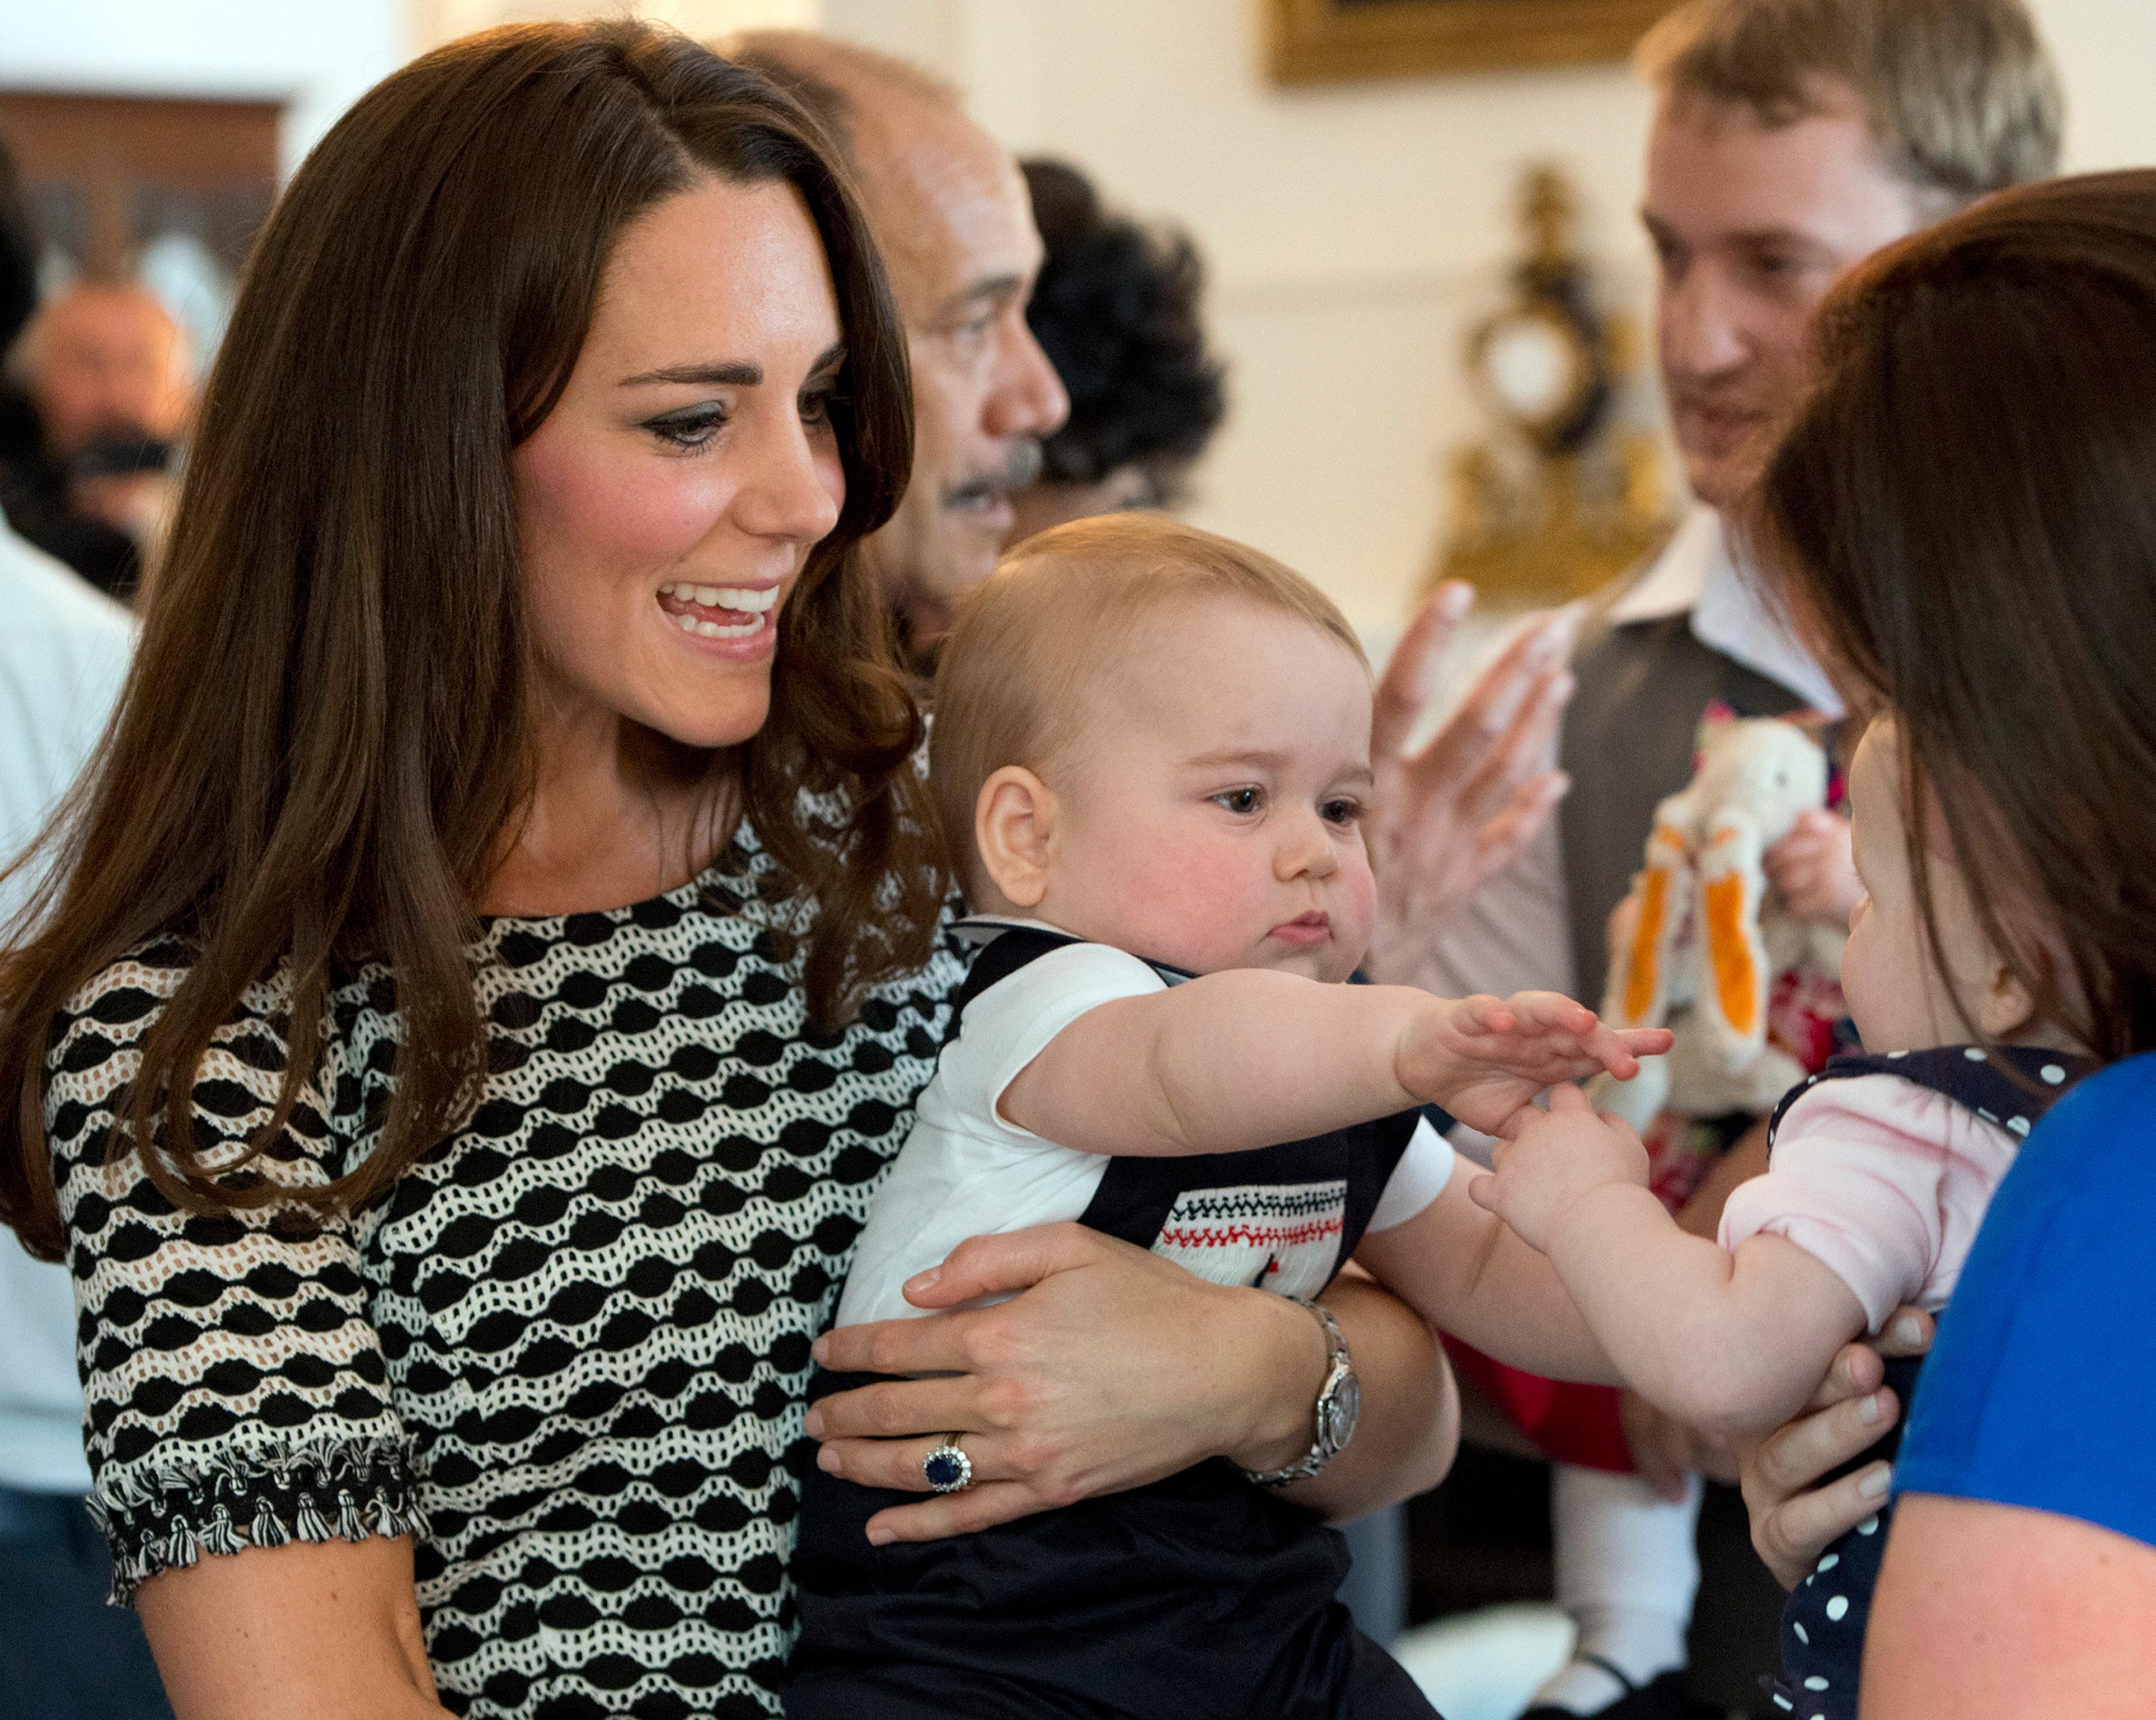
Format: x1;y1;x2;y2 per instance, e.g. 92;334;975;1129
1695;809;1771;1069
1606;820;1689;1030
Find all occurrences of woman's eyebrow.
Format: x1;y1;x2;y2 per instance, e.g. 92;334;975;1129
619;359;763;388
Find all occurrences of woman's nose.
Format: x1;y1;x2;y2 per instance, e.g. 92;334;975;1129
737;412;844;544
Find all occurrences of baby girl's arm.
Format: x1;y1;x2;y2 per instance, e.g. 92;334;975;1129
1000;973;1668;1156
1471;1087;1870;1436
1354;1171;1621;1384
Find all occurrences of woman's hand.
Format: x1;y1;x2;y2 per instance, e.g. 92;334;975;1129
1468;1082;1651;1252
1363;588;1578;988
1399;993;1670;1135
1740;1309;1934;1588
807;1225;1406;1544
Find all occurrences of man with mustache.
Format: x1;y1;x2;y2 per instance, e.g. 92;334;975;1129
1426;4;2063;1715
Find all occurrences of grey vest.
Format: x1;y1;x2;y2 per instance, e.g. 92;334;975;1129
1558;612;1810;1010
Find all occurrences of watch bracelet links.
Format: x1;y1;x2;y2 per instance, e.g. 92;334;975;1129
1239;1295;1353;1488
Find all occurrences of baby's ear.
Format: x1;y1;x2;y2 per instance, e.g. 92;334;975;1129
975;765;1057;910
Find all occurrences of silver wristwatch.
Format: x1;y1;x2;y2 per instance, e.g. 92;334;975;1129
1240;1297;1360;1488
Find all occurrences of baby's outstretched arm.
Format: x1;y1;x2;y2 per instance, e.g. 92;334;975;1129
1471;1087;1870;1436
1355;1171;1621;1384
1000;972;1669;1156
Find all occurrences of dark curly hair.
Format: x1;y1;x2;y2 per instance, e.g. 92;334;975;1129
1022;159;1226;502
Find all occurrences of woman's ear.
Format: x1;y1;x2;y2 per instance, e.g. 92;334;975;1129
975;765;1056;909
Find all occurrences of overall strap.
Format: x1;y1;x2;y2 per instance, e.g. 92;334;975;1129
1769;1044;2103;1150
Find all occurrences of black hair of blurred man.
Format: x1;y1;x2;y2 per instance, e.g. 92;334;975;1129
1008;159;1226;544
0;142;178;606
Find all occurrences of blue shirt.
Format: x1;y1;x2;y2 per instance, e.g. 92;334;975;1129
1897;1052;2156;1548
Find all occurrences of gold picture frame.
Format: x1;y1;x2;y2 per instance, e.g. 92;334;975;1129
1266;0;1684;83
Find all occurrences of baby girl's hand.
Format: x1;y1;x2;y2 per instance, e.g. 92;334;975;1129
1468;1083;1651;1252
1766;809;1862;928
1397;990;1672;1136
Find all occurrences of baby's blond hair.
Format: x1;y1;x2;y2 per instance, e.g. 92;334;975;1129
929;513;1367;889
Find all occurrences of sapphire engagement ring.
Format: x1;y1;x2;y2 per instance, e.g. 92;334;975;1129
922;1436;972;1493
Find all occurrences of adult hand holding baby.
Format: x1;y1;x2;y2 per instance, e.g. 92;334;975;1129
1396;990;1670;1136
1468;1083;1654;1253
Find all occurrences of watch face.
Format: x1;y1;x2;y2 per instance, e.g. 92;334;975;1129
1322;1370;1362;1455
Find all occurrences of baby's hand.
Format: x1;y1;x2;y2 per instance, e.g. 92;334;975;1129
1766;808;1861;928
1397;991;1672;1136
1468;1084;1651;1252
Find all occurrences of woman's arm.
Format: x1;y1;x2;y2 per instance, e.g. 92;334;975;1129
137;1537;449;1720
1863;1495;2156;1717
806;1224;1457;1540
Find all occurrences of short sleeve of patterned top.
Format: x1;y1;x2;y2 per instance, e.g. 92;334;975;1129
47;829;967;1720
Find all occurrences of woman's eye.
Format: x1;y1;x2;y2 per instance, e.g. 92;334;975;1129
646;407;727;450
1212;787;1263;816
801;385;845;428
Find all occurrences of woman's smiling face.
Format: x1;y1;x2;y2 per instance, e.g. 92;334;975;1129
511;174;848;750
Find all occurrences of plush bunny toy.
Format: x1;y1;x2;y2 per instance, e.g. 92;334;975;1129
1591;713;1845;1131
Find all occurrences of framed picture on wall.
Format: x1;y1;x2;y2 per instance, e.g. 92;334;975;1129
1266;0;1685;82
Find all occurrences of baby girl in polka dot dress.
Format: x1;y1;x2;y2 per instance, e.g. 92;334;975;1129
1473;712;2099;1719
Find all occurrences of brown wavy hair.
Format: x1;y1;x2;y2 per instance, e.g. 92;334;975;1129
1750;169;2156;1062
0;21;946;1261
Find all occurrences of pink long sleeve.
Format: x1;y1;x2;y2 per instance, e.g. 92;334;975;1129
1718;1073;2022;1333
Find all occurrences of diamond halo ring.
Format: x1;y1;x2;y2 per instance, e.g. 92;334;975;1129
921;1435;972;1494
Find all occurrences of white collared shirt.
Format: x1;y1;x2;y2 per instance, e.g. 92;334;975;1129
0;525;133;1495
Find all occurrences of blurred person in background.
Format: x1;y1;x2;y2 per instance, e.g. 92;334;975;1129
1424;2;2063;1716
1008;157;1226;543
2;277;195;602
0;137;164;1720
734;26;1580;992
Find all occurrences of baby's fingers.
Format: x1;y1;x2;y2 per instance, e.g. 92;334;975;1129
1454;995;1519;1037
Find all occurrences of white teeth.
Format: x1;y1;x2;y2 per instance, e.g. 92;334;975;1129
658;582;781;613
691;615;765;639
673;611;699;633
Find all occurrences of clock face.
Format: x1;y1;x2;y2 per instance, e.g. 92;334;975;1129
1482;308;1586;424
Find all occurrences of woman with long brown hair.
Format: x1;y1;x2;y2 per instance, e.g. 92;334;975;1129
1734;169;2156;1711
0;23;1457;1719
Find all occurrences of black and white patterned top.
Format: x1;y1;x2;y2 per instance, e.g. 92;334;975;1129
47;825;967;1720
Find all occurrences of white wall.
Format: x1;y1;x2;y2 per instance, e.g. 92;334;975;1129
4;0;2151;631
829;0;2156;634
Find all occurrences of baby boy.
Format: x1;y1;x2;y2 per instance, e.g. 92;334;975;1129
786;515;1658;1720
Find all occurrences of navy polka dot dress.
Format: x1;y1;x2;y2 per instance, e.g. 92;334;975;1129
1762;1044;2096;1720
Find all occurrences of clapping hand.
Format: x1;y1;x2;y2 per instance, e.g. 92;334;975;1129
1468;1082;1653;1252
1396;992;1670;1136
1363;588;1579;987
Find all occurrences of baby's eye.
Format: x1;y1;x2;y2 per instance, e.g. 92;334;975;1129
1322;797;1365;827
1212;787;1264;816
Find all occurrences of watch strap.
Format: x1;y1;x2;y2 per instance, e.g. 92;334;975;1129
1240;1297;1354;1489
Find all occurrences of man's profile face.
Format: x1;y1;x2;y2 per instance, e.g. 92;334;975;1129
852;95;1069;645
1643;88;1927;509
